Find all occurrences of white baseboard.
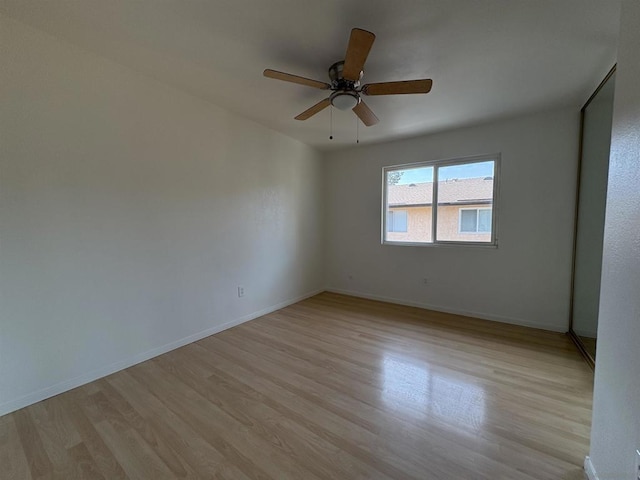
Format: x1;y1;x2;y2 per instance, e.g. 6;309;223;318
0;289;323;418
326;287;566;332
584;456;599;480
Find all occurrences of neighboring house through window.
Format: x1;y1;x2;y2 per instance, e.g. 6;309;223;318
387;210;408;232
460;208;492;233
382;155;499;245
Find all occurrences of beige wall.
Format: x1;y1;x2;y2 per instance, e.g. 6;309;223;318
387;204;491;243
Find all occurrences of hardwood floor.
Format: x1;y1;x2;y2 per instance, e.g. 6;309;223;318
0;292;593;479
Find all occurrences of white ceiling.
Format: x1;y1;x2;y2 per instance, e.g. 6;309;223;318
1;1;621;151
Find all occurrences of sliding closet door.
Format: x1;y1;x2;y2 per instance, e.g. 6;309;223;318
570;69;615;361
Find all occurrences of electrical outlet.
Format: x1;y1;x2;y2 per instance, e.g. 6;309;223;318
237;286;245;298
635;450;640;480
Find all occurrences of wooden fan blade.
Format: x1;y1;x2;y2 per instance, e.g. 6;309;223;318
263;69;330;90
343;28;376;81
352;100;379;126
295;98;331;120
363;79;433;95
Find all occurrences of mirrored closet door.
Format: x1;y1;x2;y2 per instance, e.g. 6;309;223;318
569;67;616;367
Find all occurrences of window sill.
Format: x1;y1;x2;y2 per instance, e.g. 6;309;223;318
382;240;498;249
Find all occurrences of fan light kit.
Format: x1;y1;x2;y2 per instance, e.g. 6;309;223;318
264;27;433;137
330;91;359;110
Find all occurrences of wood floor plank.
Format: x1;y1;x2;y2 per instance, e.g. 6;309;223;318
156;347;413;480
55;393;130;480
1;292;594;479
28;402;80;480
106;371;253;480
250;314;593;434
242;314;590;440
0;416;33;480
272;303;589;382
182;342;487;480
243;316;590;404
266;307;591;382
13;408;54;479
251;306;594;415
95;379;200;479
67;442;106;480
200;326;575;480
91;418;175;480
128;360;322;480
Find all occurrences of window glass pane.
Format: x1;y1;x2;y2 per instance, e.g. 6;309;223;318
384;167;433;242
394;210;408;232
436;161;494;242
460;210;478;232
477;209;492;233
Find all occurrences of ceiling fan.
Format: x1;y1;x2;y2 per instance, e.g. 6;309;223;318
263;28;433;127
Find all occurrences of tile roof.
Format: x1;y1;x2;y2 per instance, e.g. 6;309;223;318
388;177;494;206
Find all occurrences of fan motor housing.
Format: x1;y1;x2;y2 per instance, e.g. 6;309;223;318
329;61;362;90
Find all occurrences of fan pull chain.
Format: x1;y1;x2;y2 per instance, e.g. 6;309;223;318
329;106;333;140
356;116;360;144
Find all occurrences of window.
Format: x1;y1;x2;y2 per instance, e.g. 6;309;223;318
387;210;408;232
460;208;492;233
382;155;499;245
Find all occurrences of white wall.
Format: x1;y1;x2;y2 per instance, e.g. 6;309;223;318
324;108;579;331
0;15;324;416
588;1;640;478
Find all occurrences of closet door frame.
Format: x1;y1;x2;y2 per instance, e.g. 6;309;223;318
568;65;616;370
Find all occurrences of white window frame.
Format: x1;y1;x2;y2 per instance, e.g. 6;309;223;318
382;153;500;247
458;207;493;234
